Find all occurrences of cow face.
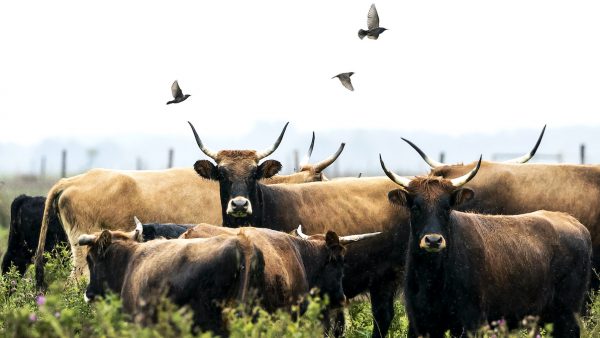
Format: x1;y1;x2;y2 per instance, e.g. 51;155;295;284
381;155;480;254
189;122;288;222
78;222;142;302
80;230;114;302
313;231;347;308
194;152;282;218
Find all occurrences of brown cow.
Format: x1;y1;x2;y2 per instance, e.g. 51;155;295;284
79;220;356;335
187;122;544;338
402;128;600;290
380;155;591;337
35;129;344;287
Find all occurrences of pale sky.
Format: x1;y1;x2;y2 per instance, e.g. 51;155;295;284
1;1;599;145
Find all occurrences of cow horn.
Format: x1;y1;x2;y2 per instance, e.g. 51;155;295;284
132;216;144;242
77;234;97;246
298;132;315;169
502;125;546;164
450;156;482;187
188;121;219;161
296;225;311;240
314;143;346;173
339;232;382;245
256;122;289;160
379;154;412;188
401;138;445;168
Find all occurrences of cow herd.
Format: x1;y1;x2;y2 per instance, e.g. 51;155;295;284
1;122;596;337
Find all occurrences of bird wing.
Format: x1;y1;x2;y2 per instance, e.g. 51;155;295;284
339;75;354;91
171;80;183;99
367;4;379;30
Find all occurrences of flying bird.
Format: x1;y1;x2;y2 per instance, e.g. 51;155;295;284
332;72;354;91
166;80;191;105
358;4;387;40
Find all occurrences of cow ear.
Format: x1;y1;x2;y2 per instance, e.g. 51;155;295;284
388;189;411;207
194;160;218;180
257;160;282;179
325;231;340;248
325;231;345;258
97;230;112;255
451;188;475;207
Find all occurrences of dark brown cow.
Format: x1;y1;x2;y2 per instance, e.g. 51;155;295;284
402;129;600;290
380;156;591;337
78;220;354;335
179;224;378;309
35;130;344;287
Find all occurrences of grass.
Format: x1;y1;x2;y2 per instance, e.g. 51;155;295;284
2;243;600;337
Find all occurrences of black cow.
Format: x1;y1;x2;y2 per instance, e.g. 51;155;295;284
2;195;68;275
380;156;591;337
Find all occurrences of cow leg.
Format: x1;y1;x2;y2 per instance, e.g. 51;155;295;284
70;240;89;280
369;281;398;338
552;310;579;338
321;308;345;338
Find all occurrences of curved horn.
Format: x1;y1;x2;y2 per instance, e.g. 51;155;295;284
299;132;315;169
132;216;144;242
379;154;412;188
401;138;445;168
339;232;382;245
502;125;546;164
188;121;219;161
296;225;311;240
77;234;97;246
314;143;346;172
256;122;290;160
450;155;482;187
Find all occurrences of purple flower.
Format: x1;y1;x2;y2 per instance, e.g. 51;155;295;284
28;313;37;322
54;311;61;318
36;295;46;306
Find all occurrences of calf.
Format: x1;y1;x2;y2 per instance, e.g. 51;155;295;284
380;156;591;337
2;195;68;275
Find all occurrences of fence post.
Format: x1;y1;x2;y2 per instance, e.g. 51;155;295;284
167;148;174;168
439;152;445;164
293;149;299;172
136;157;143;170
580;144;585;164
40;156;46;179
61;150;67;178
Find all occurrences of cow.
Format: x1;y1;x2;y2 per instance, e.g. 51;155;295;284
78;220;356;335
35;130;344;287
379;155;591;337
186;122;544;338
401;128;600;291
2;195;68;275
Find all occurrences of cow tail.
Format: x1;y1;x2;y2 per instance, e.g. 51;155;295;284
234;242;265;306
34;182;64;290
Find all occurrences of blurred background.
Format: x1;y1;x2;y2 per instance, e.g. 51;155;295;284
1;0;599;229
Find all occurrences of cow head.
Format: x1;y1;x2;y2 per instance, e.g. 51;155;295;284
293;132;345;182
188;121;288;225
77;218;143;302
380;155;481;253
296;225;381;308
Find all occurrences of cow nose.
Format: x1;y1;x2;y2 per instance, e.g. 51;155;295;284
420;234;446;252
232;198;248;210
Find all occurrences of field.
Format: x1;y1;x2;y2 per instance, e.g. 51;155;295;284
1;177;600;337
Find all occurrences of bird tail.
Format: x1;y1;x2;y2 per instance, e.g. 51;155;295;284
166;100;174;105
358;29;367;40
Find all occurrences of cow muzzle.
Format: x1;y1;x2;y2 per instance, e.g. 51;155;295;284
84;290;96;303
419;234;446;253
227;197;253;217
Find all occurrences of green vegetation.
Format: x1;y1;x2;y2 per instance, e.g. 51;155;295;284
1;243;599;337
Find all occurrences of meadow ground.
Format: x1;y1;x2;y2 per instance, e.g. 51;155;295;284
1;177;600;337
